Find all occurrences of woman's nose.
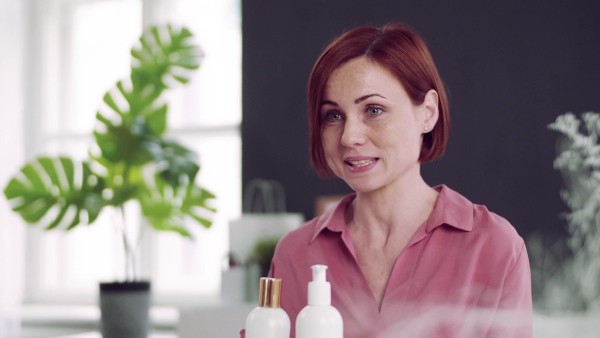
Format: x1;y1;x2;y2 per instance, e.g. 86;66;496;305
341;117;367;147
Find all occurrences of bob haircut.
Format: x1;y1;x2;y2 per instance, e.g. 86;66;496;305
308;22;450;178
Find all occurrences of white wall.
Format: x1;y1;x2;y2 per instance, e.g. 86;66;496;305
0;0;26;335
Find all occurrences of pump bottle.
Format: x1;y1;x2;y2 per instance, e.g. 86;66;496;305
296;264;343;338
245;277;290;338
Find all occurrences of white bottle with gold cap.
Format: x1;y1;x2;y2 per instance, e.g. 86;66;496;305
245;277;290;338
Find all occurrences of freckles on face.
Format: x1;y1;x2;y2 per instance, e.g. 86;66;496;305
319;57;425;191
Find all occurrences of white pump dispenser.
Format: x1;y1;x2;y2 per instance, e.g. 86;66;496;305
295;265;343;338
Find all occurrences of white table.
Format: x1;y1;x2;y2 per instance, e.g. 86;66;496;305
57;332;177;338
178;302;255;338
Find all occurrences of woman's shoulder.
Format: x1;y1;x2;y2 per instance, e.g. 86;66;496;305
438;185;525;249
271;215;324;266
275;193;353;257
468;206;525;270
477;204;518;227
435;186;527;276
471;200;524;246
277;216;321;247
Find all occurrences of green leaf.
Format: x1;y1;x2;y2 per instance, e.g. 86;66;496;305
145;103;168;136
182;185;217;228
94;91;161;165
131;24;203;91
93;119;151;165
139;175;216;236
142;137;200;187
3;157;107;230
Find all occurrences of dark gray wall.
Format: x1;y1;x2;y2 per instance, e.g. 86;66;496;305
241;0;600;240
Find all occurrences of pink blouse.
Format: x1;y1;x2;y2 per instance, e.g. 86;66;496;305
242;185;532;337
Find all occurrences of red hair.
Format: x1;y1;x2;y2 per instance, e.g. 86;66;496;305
308;22;450;177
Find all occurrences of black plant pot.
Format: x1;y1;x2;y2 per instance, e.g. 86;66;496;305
99;281;151;338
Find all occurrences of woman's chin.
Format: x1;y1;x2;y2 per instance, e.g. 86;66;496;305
344;179;381;194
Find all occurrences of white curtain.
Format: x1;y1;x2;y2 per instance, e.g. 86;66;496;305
0;0;26;335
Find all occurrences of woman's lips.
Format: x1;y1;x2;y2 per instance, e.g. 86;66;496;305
344;157;379;171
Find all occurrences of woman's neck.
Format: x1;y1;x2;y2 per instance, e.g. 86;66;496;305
346;177;438;241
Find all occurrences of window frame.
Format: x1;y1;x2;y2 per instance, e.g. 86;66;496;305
22;0;241;306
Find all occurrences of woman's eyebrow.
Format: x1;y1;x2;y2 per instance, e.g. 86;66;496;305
321;94;386;108
321;100;338;107
355;93;386;104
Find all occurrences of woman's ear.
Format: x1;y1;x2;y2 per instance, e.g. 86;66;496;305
421;89;439;133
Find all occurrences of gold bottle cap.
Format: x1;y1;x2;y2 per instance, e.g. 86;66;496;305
258;277;282;308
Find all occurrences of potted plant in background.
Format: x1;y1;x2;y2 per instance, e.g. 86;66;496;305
250;236;280;279
3;24;216;338
528;112;600;337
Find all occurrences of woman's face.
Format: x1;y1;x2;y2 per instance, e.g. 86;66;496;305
320;57;436;193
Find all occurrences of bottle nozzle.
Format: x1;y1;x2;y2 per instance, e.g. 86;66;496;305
311;264;327;282
308;264;330;305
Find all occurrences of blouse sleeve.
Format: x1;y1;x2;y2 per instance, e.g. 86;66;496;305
487;242;533;337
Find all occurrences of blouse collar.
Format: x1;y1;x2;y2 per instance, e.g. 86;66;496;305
310;185;474;243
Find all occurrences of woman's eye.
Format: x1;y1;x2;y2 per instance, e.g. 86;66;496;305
367;107;383;116
325;112;342;121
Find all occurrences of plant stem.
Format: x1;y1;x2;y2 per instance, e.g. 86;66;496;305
119;204;138;281
118;163;140;282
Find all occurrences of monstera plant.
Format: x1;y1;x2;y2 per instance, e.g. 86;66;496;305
3;24;216;283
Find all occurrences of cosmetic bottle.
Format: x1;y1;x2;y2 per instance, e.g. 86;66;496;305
245;277;290;338
296;265;343;338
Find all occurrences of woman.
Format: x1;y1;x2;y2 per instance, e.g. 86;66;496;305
255;22;531;337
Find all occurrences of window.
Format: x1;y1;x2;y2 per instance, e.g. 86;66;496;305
25;0;241;305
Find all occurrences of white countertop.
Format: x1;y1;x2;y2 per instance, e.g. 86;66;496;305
56;332;177;338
